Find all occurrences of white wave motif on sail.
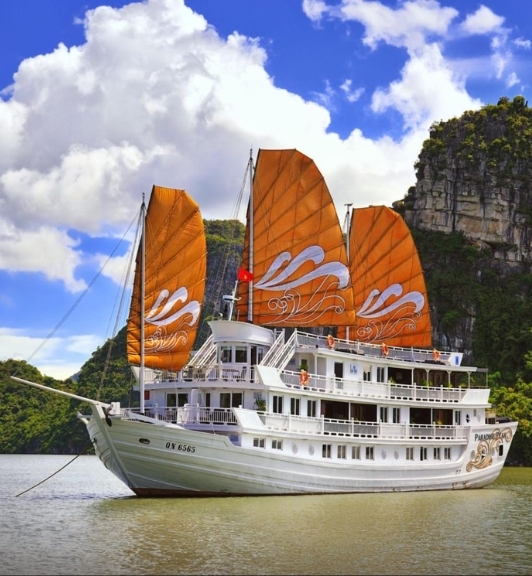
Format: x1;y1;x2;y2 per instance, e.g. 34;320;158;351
357;284;424;319
146;287;200;327
253;246;350;325
255;246;350;291
356;283;425;341
145;326;190;353
144;288;201;353
264;274;348;325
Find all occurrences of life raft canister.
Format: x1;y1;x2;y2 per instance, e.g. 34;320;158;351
299;370;309;386
382;343;389;357
326;334;335;349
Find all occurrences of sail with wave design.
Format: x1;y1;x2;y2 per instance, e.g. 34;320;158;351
338;205;432;347
236;149;356;327
127;185;207;370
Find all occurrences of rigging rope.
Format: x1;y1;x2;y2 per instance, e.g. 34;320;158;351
197;156;251;340
14;443;93;497
96;209;143;400
12;212;139;379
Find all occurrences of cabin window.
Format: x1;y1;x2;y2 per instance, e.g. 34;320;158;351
235;346;247;363
376;367;385;383
406;447;414;460
307;399;317;418
144;390;150;401
434;447;441;460
220;393;230;408
379;407;388;423
220;392;242;408
499;445;504;456
167;393;176;407
253;438;265;448
322;444;332;458
392;407;400;423
290;398;300;416
444;447;451;460
233;392;243;408
352;445;361;460
178;393;188;407
273;395;283;414
363;367;371;381
220;346;232;363
205;393;211;408
272;439;283;450
365;446;374;460
420;447;427;461
455;411;461;425
337;445;346;459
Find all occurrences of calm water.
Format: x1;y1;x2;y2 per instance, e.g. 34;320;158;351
0;455;531;575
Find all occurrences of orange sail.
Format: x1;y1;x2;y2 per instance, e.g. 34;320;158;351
338;205;432;347
236;149;356;326
127;186;207;370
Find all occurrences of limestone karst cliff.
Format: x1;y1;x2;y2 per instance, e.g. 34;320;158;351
402;95;532;267
394;96;532;380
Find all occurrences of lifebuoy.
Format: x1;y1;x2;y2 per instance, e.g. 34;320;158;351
299;370;309;386
326;334;335;349
382;343;389;357
433;349;441;361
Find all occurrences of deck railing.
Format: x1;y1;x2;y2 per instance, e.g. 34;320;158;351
281;370;467;402
124;406;468;441
259;412;468;440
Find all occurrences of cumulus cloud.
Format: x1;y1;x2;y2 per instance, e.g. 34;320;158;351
459;5;505;36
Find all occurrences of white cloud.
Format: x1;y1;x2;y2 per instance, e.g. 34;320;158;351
459;5;505;36
371;43;481;133
0;329;102;380
514;37;531;50
329;0;458;52
340;79;364;103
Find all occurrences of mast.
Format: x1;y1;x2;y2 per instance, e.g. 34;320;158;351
139;194;146;414
247;148;254;322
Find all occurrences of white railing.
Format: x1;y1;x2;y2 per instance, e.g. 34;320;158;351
124;406;468;441
129;405;237;425
260;413;468;440
294;331;453;364
281;370;466;402
184;335;216;368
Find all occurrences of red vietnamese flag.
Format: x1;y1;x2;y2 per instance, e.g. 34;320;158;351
238;267;253;282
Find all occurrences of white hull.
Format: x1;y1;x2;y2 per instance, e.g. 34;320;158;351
83;402;516;497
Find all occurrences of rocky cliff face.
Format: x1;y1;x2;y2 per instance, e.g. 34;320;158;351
402;96;532;268
393;96;532;368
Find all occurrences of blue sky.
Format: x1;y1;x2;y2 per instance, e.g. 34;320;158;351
1;0;530;379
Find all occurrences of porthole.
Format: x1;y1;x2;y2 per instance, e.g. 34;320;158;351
394;450;399;460
381;450;387;460
139;438;151;445
292;443;298;454
309;444;315;456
